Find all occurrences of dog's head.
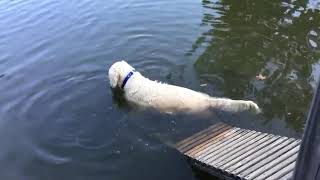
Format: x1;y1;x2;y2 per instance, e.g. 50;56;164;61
108;60;135;88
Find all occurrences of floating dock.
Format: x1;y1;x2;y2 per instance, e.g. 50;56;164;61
176;123;301;180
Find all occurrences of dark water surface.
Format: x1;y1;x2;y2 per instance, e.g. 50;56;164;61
0;0;319;179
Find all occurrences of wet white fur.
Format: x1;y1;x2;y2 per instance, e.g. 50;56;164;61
108;61;260;114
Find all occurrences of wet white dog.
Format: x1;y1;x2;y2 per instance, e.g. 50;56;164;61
108;61;260;114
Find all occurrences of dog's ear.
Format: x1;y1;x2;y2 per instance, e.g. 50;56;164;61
108;65;120;88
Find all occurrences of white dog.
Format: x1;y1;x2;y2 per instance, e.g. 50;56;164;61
108;61;260;114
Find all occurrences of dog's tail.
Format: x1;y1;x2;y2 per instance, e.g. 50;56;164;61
208;98;261;114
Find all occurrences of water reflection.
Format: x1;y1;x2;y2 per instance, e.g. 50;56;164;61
191;0;320;132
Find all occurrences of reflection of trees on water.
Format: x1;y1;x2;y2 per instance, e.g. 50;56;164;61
191;0;320;131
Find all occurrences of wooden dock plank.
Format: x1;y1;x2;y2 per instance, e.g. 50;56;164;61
223;136;283;171
175;123;301;180
177;123;230;153
230;138;295;175
185;125;233;156
199;130;260;162
214;133;272;168
244;141;300;179
254;155;297;179
204;131;265;164
197;128;247;161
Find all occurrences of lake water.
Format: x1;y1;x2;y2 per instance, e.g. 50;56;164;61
0;0;319;179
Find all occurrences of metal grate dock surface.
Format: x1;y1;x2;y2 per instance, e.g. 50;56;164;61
176;123;301;180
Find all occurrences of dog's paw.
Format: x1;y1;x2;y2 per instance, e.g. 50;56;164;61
246;101;261;114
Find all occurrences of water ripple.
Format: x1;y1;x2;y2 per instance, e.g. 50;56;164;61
32;144;71;165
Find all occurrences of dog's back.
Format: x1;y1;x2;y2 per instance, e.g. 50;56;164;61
109;61;260;114
124;72;260;114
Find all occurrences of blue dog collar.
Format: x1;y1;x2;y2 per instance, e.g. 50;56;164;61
121;70;135;89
